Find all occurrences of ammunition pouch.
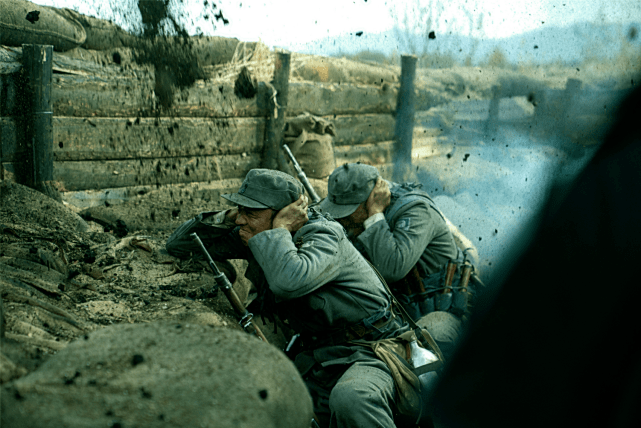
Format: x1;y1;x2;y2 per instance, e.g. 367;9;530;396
392;262;477;321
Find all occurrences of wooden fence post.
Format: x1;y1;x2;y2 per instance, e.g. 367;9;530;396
1;74;3;180
486;85;500;135
393;55;417;182
22;44;59;200
262;51;292;173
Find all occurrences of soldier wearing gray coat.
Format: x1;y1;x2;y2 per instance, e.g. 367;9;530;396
320;163;478;360
165;169;415;428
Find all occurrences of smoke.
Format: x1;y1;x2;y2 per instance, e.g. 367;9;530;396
409;90;619;286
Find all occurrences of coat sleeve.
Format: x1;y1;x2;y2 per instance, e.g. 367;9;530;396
165;210;250;261
357;200;439;282
247;223;343;300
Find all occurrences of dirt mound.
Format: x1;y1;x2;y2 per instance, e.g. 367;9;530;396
0;180;89;234
1;322;313;428
0;181;272;395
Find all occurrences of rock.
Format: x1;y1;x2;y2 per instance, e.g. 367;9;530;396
1;321;313;428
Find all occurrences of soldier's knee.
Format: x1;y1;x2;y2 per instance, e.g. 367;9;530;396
329;372;391;414
417;311;461;344
417;311;462;362
328;381;358;415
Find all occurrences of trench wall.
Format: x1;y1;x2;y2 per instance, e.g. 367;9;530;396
0;50;625;208
1;53;423;205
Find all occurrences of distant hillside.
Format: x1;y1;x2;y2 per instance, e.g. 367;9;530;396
291;21;641;67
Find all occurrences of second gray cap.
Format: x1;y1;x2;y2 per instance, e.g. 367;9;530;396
319;163;379;218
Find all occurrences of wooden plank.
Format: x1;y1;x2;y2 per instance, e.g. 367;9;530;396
52;117;265;161
51;153;261;191
2;116;264;161
332;111;446;146
287;82;397;116
334;137;448;166
51;73;157;118
10;74;401;118
335;141;394;165
3;113;438;162
61;178;245;209
331;114;395;145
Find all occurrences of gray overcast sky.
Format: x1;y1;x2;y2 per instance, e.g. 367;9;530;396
32;0;641;50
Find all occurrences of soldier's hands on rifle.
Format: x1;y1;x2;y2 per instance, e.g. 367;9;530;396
273;195;309;233
366;177;391;217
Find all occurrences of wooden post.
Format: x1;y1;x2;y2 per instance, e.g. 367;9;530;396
262;51;292;173
561;78;582;118
561;78;582;138
1;74;3;180
486;85;501;135
22;44;58;199
393;55;417;183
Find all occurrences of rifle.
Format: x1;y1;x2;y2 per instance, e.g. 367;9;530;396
192;232;322;428
282;144;321;204
190;232;268;342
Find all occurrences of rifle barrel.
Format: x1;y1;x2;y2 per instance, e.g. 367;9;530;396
282;144;321;204
189;233;268;342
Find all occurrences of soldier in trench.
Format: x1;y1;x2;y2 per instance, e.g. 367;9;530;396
165;168;437;428
319;163;483;361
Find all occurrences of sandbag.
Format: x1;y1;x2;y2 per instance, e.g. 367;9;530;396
54;8;137;51
1;322;314;428
187;36;250;66
0;0;86;52
284;113;337;179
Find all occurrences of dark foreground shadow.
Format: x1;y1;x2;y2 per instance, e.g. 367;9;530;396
430;81;641;427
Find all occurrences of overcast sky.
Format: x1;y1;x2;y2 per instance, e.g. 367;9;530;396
32;0;641;50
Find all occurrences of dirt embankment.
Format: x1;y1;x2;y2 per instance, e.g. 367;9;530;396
1;180;306;426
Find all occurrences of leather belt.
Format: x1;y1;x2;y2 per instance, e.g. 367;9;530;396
301;312;397;349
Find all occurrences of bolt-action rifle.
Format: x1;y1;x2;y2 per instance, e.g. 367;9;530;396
190;232;268;342
282;144;321;204
192;232;322;428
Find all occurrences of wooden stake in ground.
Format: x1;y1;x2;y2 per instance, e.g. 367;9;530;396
22;44;60;201
262;51;292;174
393;54;417;183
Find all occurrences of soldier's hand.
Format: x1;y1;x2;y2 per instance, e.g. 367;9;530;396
366;177;391;217
226;207;239;222
273;195;309;233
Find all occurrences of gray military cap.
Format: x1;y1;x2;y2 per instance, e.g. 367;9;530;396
221;168;304;210
319;163;380;218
